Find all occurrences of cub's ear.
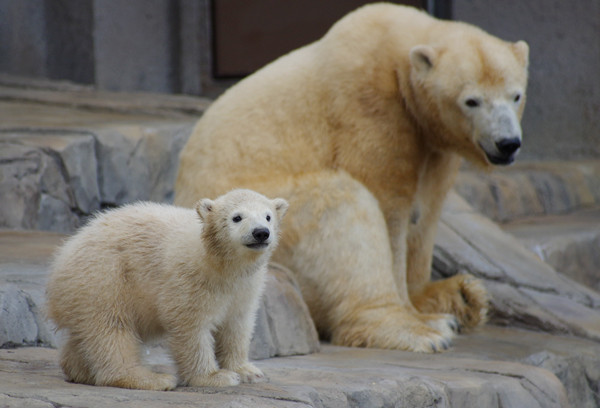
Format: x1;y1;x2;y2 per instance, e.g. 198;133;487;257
272;198;289;219
512;40;529;67
195;199;214;221
410;45;437;72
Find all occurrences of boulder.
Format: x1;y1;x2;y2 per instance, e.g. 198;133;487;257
0;118;194;232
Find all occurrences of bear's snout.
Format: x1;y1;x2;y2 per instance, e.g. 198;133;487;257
495;137;521;156
252;228;270;243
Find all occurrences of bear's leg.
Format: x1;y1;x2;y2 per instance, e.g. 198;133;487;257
82;328;177;391
269;170;456;352
405;169;489;330
60;336;95;385
169;328;241;387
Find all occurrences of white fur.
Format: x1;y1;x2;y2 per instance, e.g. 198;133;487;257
46;189;288;390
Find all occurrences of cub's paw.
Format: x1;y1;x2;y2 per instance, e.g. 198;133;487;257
412;274;489;330
144;373;178;391
188;369;241;387
105;371;178;391
233;363;267;383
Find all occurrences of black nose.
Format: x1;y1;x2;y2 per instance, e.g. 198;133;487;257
252;228;270;242
496;138;521;156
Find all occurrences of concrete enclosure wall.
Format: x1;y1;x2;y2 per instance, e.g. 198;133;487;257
0;0;598;160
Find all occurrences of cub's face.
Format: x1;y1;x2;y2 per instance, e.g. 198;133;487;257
409;33;529;167
196;190;288;258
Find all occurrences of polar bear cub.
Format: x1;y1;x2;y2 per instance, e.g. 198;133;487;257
46;189;288;390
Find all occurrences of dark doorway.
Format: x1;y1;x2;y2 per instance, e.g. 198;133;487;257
212;1;448;78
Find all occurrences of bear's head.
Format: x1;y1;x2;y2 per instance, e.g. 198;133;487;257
196;189;288;261
407;26;529;168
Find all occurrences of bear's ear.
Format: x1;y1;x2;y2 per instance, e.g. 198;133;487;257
272;198;289;219
409;45;436;73
512;40;529;67
195;199;214;221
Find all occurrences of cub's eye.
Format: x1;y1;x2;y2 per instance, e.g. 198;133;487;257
465;98;480;108
232;215;242;223
266;215;271;222
514;93;521;102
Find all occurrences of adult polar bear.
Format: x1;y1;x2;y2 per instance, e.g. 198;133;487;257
175;3;529;352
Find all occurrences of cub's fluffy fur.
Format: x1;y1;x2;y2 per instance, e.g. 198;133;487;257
46;189;288;390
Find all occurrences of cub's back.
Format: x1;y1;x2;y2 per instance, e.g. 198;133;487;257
46;203;200;324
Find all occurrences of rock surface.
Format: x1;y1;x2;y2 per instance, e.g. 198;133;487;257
0;105;195;232
436;192;600;342
503;208;600;291
455;161;600;223
5;325;600;408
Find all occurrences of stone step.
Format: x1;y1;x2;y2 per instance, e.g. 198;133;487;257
503;207;600;292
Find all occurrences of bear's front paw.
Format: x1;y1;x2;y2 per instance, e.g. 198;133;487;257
233;363;267;383
411;274;489;330
188;369;241;387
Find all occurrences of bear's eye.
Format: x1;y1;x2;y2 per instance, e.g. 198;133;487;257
266;215;271;222
514;93;521;103
232;215;242;223
465;98;480;108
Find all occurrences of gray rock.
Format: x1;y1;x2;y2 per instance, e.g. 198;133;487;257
2;329;586;408
504;209;600;291
250;263;320;359
0;131;97;231
94;123;192;206
0;285;39;347
0;119;194;232
435;191;600;341
455;161;600;223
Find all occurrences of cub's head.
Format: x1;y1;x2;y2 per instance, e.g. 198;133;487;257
408;24;529;167
195;189;288;259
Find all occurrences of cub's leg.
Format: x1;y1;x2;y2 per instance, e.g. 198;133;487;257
215;282;266;383
269;170;455;352
60;336;94;385
169;328;240;387
82;328;177;391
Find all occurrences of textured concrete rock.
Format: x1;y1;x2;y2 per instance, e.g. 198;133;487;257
250;263;320;359
0;102;195;232
503;209;600;291
5;325;598;407
435;192;600;341
455;161;600;222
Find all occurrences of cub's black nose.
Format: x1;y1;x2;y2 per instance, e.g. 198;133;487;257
496;138;521;155
252;228;270;242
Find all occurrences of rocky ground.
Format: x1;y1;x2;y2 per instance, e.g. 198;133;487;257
1;75;600;407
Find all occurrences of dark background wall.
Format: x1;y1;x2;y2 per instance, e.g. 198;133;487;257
1;0;598;160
